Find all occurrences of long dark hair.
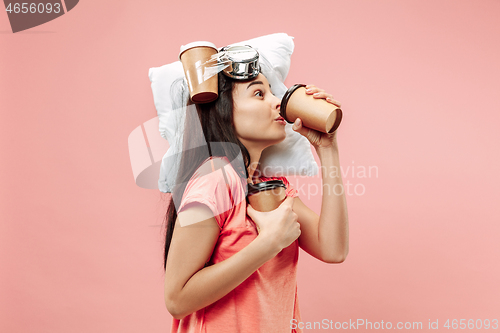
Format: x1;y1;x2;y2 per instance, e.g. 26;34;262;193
163;73;251;269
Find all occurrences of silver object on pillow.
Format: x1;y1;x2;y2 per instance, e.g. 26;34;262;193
218;45;260;80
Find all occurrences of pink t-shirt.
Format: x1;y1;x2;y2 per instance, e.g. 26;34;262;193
170;156;302;333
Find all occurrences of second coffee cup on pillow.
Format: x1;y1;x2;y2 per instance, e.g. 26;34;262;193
179;41;219;103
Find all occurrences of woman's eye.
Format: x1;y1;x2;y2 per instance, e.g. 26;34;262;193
254;90;263;97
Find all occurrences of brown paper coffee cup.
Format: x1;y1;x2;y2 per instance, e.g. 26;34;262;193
280;84;343;133
247;180;287;212
179;42;218;104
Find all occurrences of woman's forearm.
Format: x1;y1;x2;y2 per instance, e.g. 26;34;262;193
170;235;280;319
316;145;349;262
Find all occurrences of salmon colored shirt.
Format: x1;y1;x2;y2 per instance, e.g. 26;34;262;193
170;156;302;333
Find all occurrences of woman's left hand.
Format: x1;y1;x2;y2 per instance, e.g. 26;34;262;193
291;85;342;151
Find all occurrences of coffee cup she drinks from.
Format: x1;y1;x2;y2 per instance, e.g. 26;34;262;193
280;84;343;133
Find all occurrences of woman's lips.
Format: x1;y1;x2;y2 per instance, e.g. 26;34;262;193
275;116;286;125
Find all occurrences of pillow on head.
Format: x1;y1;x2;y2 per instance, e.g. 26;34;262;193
149;33;318;193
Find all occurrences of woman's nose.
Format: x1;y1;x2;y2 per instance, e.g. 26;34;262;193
271;94;281;110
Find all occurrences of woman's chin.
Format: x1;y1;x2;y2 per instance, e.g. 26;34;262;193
268;133;287;147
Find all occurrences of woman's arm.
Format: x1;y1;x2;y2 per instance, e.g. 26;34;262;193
164;197;299;320
292;144;349;263
290;85;349;263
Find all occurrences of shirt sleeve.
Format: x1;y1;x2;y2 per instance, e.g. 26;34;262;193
176;159;234;229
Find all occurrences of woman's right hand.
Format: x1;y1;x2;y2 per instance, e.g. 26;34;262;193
246;196;301;252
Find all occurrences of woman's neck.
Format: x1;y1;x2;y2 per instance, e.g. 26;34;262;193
247;147;263;184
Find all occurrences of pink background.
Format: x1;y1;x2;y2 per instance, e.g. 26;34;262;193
1;0;499;332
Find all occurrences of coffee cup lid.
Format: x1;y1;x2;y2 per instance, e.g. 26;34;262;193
179;41;218;60
247;180;287;196
280;84;306;124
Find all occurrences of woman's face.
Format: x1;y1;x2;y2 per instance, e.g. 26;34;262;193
232;73;286;151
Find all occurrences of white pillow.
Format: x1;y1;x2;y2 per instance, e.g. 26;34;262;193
148;33;318;193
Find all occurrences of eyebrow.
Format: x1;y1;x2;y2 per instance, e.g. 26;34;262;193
246;81;272;90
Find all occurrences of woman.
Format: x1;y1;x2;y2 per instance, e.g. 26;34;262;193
163;71;349;333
